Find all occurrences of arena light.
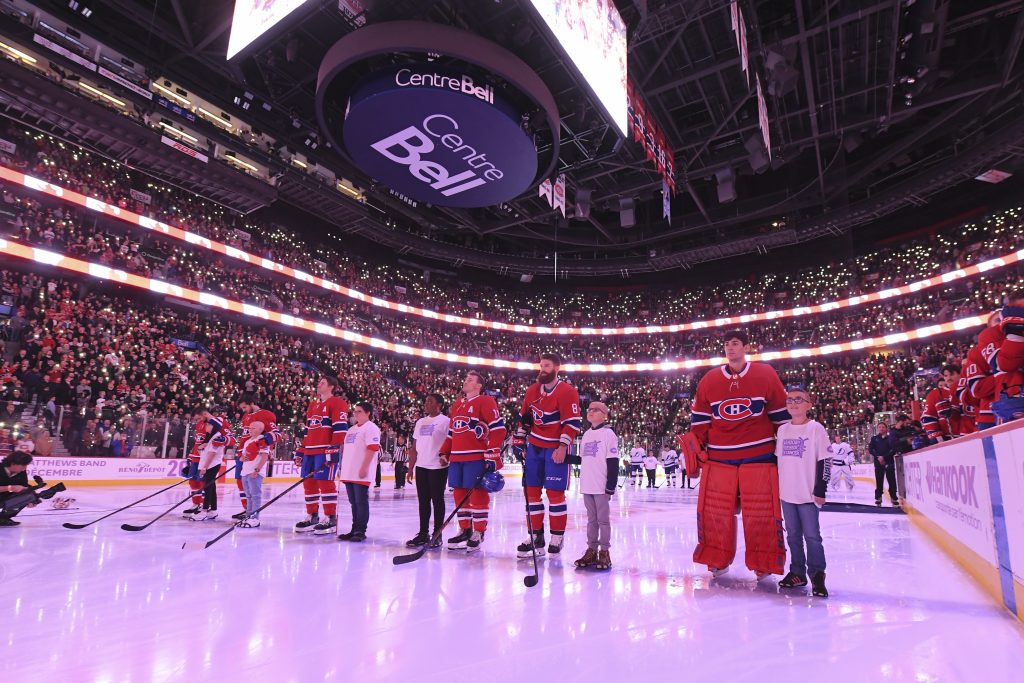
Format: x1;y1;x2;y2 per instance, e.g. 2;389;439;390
0;163;1019;337
197;106;233;130
0;238;988;373
156;122;198;144
152;82;191;107
78;82;125;107
0;40;37;64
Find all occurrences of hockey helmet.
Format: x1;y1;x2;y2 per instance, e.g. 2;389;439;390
480;471;505;493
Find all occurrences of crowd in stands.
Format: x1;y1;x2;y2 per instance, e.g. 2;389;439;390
0;128;1018;459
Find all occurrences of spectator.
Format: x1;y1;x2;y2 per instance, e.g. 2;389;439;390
868;423;899;508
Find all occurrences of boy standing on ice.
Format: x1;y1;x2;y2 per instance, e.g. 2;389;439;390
775;385;831;597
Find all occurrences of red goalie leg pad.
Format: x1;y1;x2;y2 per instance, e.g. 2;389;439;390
469;488;490;532
189;479;205;507
318;480;339;517
235;476;247;509
738;463;786;575
546;489;567;533
693;460;739;570
302;478;320;515
526;486;545;531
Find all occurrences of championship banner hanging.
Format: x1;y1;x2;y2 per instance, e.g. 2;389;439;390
627;79;676;196
553;173;566;217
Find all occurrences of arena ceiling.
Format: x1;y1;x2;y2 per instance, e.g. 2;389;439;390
20;0;1024;277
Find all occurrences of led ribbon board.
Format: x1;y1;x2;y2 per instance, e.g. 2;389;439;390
0;239;987;374
0;165;1017;336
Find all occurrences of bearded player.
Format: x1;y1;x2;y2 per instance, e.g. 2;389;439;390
294;375;349;534
232;394;281;520
511;353;581;558
439;370;506;553
680;330;790;579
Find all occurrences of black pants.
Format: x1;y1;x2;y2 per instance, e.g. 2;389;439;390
646;468;657;486
415;466;448;535
394;462;408;488
375;463;382;487
874;462;897;503
199;464;221;510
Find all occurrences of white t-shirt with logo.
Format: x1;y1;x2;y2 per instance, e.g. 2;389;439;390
578;425;619;495
775;420;832;505
643;455;658;470
340;420;382;486
413;414;451;470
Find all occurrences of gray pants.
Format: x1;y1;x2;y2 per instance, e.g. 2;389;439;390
583;493;611;550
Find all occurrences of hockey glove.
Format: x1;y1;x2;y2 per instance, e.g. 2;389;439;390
483;458;496;473
325;445;341;464
678;432;707;479
1001;305;1024;337
293;451;303;467
262;433;275;446
511;436;526;462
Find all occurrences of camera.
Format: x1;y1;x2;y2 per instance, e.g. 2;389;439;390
0;475;67;517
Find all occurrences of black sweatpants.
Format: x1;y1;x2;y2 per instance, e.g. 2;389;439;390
394;462;408;488
415;466;448;535
646;468;657;486
874;462;897;503
201;464;222;510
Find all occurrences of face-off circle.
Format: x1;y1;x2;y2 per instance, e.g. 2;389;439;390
316;21;560;209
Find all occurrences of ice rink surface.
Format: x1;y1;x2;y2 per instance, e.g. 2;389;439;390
4;475;1022;682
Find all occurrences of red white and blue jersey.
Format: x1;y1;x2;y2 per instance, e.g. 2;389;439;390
239;408;280;451
690;362;790;462
966;326;1004;427
201;414;236;453
921;387;953;440
953;375;976;435
441;394;506;463
520;379;582;449
301;396;349;455
187;417;208;463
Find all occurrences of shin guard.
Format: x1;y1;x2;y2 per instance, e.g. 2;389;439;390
302;477;320;515
738;463;785;574
235;476;247;509
546;489;567;534
469;488;490;532
693;460;739;570
318;480;338;517
454;487;473;529
526;485;545;531
189;479;205;507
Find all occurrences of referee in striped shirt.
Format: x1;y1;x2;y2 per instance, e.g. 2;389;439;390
393;434;409;489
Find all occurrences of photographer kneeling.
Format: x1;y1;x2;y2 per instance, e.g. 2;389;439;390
0;452;35;526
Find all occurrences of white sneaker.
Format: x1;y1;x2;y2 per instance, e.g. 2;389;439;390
710;566;730;578
190;510;218;521
239;517;261;528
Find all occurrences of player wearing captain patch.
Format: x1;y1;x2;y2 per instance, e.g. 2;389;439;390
629;445;645;486
234;394;281;520
293;375;349;535
439;370;506;552
661;446;680;487
513;353;581;558
688;330;790;579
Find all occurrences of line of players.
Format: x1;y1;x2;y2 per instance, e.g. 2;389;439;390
173;290;1024;577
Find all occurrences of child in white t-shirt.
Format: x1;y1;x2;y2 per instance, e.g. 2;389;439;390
775;386;831;597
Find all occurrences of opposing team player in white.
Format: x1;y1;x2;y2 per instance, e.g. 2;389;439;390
629;444;645;486
829;434;855;491
661;444;680;487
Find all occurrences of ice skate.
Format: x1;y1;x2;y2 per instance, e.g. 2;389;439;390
447;527;472;550
466;530;485;552
190;509;218;521
547;533;565;555
312;515;337;535
517;533;546;559
294;513;319;532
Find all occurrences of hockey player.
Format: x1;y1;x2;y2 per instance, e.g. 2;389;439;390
233;394;281;520
994;290;1024;422
511;353;582;558
628;443;645;486
439;370;506;552
661;444;680;487
953;372;977;436
922;366;959;443
965;311;1006;431
828;434;855;492
181;408;211;518
293;375;349;534
681;330;790;579
189;411;235;521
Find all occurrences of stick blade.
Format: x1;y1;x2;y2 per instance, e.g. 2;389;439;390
392;548;428;565
120;523;146;532
62;522;89;529
181;540;209;550
524;575;538;588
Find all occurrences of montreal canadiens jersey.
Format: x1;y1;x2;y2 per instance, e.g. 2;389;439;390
239;408;281;451
301;396;349;455
954;375;977;434
966;326;1004;427
921;387;953;440
441;393;507;463
188;417;208;461
520;379;582;449
690;361;790;462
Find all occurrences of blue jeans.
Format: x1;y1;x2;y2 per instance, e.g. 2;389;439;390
344;482;370;533
242;473;263;517
781;501;826;576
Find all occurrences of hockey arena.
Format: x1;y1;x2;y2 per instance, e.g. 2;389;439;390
2;1;1024;681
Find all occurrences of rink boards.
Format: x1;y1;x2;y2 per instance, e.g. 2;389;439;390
899;421;1024;622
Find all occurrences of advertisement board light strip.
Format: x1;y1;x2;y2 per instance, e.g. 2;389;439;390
0;164;1016;337
0;239;987;373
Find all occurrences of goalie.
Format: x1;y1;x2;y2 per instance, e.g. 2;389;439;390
678;330;791;580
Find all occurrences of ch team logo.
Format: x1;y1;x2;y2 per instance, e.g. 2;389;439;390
718;398;753;421
531;406;544;422
451;417;472;433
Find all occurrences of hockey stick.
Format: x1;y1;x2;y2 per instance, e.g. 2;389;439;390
62;477;191;529
392;466;489;566
521;466;540;588
183;464;329;550
121;465;229;532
